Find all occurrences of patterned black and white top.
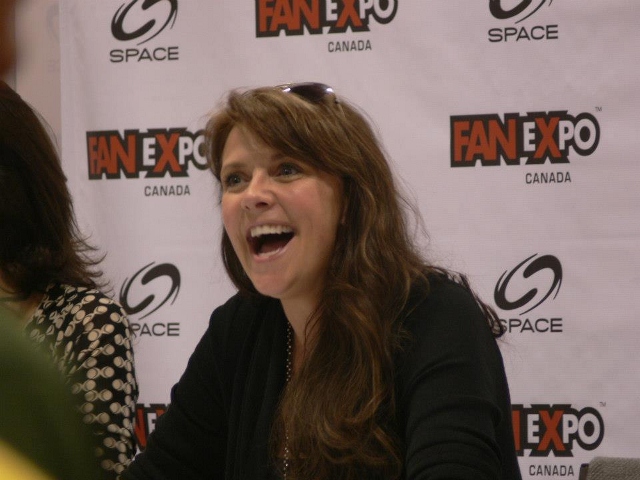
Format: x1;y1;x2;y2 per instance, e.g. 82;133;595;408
24;283;138;479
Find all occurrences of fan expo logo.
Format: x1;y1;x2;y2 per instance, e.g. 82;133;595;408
256;0;398;53
135;403;168;449
120;262;181;337
110;0;180;63
494;254;563;333
512;404;605;476
488;0;558;42
450;110;601;184
86;127;206;196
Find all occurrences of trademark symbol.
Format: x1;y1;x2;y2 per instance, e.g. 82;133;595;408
596;106;603;112
599;401;607;407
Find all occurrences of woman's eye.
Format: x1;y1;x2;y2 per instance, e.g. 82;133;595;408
223;173;242;189
279;163;300;177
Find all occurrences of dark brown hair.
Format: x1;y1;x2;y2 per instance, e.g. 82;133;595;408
0;81;102;297
206;86;503;479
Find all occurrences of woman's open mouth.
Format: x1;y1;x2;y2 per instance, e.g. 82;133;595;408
248;225;294;258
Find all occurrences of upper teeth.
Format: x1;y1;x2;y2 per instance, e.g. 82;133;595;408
250;225;293;237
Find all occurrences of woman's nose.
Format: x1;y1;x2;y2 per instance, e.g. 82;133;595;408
240;172;272;211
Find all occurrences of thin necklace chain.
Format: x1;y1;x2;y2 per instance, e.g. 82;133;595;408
283;323;293;480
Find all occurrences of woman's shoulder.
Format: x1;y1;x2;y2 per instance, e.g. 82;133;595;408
27;283;134;371
396;273;503;386
403;273;493;337
408;272;481;308
38;282;129;330
45;282;120;304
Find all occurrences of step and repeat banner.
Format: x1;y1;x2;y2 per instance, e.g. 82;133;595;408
53;1;639;478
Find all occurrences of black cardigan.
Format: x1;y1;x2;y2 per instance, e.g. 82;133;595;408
123;277;522;479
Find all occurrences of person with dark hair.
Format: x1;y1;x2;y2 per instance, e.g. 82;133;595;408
123;83;521;479
0;80;138;479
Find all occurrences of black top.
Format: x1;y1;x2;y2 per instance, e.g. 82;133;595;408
123;276;522;479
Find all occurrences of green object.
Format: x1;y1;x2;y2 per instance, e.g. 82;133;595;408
0;307;101;479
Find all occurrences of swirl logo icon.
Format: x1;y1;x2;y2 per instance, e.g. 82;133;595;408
489;0;553;23
120;262;181;319
112;0;178;45
494;254;562;315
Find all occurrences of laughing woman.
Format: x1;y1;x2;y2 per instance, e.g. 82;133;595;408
123;83;522;480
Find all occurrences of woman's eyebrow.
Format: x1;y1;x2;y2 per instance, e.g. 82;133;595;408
219;160;244;177
270;152;289;162
220;150;293;175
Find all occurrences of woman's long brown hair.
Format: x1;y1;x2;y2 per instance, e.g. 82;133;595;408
206;86;503;479
0;82;102;296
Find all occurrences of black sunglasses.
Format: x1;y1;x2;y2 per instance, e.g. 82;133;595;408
278;82;338;104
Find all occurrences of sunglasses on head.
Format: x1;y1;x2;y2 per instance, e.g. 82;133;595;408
278;82;338;104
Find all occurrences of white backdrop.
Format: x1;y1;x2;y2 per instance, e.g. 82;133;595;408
15;1;640;478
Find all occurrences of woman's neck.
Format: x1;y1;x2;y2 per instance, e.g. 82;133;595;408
281;297;318;375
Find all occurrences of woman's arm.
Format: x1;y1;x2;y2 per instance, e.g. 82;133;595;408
67;293;139;478
398;280;520;480
121;301;236;480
